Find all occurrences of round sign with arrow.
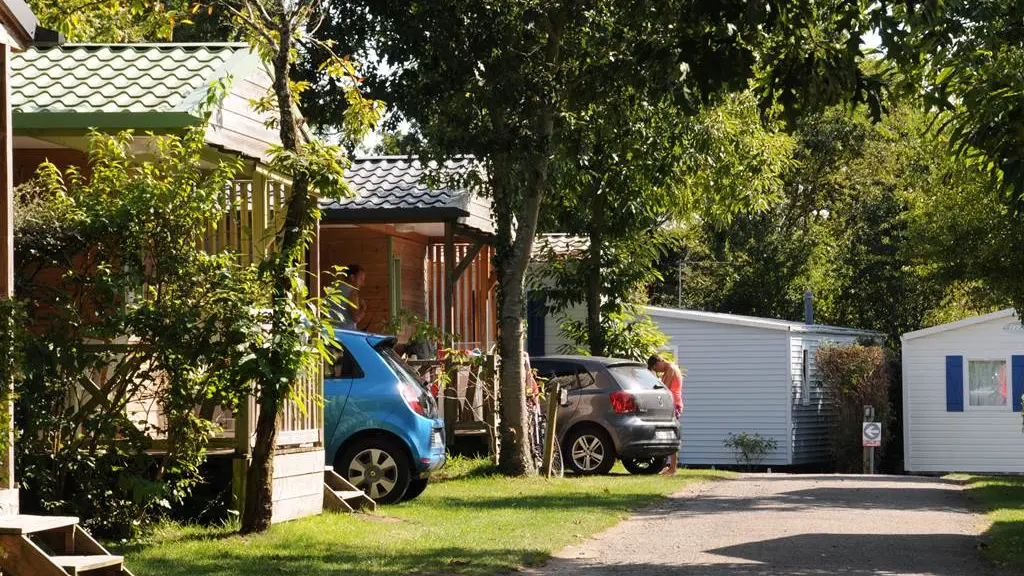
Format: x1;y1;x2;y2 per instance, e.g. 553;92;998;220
862;422;882;447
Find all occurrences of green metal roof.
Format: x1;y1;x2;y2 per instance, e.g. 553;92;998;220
11;43;260;130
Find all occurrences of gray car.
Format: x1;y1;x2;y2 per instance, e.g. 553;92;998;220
530;355;681;475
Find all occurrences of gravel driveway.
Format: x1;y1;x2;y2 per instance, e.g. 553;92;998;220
528;474;1003;576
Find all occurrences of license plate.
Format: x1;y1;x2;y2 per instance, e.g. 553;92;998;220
431;430;443;447
655;429;676;440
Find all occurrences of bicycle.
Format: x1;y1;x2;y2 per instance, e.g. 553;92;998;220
528;400;564;477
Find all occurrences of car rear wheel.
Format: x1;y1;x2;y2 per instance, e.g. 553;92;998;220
621;455;669;475
564;427;615;475
337;437;411;504
402;478;429;501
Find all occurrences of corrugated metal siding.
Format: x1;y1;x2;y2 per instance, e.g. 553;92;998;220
789;333;862;465
651;313;791;466
904;316;1024;473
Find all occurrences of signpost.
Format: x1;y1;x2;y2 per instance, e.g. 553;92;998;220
862;405;881;474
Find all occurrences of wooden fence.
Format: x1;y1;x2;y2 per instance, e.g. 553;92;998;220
425;243;497;351
409;355;499;458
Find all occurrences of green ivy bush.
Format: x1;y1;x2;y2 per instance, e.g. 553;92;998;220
12;128;267;538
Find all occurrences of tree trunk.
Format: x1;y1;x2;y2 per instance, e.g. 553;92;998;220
494;11;561;476
240;394;279;534
240;18;311;534
586;186;604;357
495;271;532;476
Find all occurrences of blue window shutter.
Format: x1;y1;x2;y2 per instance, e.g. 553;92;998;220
946;355;964;412
1013;356;1024;412
526;293;546;357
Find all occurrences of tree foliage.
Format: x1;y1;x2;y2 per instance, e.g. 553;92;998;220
876;2;1024;315
536;91;794;357
651;105;1002;345
28;0;191;42
336;0;886;477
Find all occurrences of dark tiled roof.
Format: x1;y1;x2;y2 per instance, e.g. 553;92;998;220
323;156;494;234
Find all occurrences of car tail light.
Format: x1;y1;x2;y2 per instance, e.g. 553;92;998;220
610;391;638;414
400;382;426;416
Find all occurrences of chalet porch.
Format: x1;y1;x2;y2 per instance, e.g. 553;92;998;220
320;156;498;351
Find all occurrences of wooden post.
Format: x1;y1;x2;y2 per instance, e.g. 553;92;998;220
0;43;14;492
862;405;874;475
542;381;560;478
482;354;499;462
251;170;269;262
443;221;456;343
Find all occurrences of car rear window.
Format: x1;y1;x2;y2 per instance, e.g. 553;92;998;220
608;364;664;391
378;346;427;389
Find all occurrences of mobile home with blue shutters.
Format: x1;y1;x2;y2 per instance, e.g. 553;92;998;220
902;309;1024;473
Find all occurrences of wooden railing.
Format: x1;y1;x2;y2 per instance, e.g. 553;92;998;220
201;176;288;264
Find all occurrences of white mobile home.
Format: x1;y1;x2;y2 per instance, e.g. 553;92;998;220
646;306;882;467
902;309;1024;474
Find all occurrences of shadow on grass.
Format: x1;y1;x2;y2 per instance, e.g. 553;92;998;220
962;476;1024;572
126;543;548;576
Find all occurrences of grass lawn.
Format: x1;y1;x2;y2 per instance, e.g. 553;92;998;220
956;475;1024;571
116;460;728;576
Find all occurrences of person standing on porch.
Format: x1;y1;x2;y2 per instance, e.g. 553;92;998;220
329;264;366;331
648;354;683;475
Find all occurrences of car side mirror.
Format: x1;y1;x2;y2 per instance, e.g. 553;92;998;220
558;388;570;407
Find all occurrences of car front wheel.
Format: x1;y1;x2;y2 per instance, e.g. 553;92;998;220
564;427;616;475
337;437;411;504
621;455;669;475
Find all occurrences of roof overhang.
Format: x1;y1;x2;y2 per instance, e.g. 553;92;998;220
901;308;1017;342
14;111;202;131
320;206;470;225
0;0;39;48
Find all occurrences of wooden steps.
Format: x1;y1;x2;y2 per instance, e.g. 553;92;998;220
323;467;376;513
0;515;133;576
52;555;125;574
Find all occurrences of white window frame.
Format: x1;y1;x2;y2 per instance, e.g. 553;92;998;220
964;357;1011;411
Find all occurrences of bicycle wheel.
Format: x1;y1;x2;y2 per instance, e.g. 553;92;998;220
547;441;565;478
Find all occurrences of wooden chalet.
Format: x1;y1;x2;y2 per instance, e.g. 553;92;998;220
9;43;327;526
320;157;501;454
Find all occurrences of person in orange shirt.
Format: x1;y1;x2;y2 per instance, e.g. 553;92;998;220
648;354;683;475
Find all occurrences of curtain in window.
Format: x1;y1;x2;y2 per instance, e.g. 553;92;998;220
968;360;1007;407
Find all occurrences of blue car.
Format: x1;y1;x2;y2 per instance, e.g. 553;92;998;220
324;329;445;504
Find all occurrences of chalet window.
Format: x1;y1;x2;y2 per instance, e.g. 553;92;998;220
967;360;1007;407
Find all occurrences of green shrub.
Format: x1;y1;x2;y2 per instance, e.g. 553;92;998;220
816;344;892;472
723;432;778;470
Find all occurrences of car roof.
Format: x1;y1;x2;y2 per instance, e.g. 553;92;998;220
530;355;644;369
